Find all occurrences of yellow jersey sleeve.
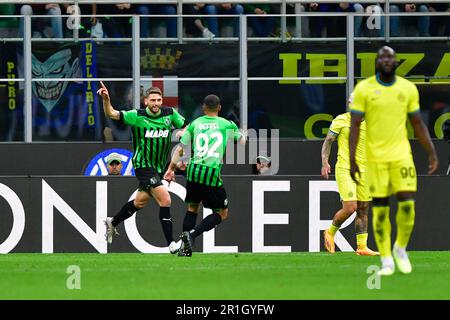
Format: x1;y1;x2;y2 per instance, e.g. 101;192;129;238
349;83;366;115
407;82;420;115
329;116;344;136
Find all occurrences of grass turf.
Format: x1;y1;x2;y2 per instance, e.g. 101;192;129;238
0;252;449;299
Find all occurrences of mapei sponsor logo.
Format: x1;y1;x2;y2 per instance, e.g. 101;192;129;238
145;129;169;138
84;148;134;176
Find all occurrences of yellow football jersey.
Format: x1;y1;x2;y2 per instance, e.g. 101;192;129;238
329;112;366;171
349;74;420;162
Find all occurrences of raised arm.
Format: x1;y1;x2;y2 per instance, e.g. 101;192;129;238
349;113;363;182
96;81;120;120
91;4;97;25
321;132;336;179
409;113;439;174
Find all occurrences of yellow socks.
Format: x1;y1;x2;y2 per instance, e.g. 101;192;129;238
372;206;391;257
395;200;415;248
328;224;339;236
356;233;368;249
328;200;414;255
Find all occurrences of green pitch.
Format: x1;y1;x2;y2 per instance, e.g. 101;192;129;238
0;252;449;299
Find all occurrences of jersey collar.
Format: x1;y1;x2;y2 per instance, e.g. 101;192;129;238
146;107;161;117
376;73;396;87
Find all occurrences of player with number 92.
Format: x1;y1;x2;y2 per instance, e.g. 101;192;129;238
164;94;246;256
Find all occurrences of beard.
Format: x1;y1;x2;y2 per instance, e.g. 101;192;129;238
377;63;397;78
149;106;161;114
379;68;395;77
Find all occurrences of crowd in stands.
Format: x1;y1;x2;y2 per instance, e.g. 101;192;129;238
0;2;449;39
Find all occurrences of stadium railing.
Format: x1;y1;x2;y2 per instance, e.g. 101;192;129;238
0;0;449;141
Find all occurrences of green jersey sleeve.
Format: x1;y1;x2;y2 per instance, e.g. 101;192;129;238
228;120;242;141
172;108;186;129
180;123;193;145
121;110;138;126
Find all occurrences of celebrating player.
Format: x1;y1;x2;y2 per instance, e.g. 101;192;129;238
321;111;379;256
97;82;186;254
164;94;246;256
349;46;438;275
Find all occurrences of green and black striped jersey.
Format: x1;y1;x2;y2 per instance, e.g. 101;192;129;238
180;115;241;187
120;107;186;173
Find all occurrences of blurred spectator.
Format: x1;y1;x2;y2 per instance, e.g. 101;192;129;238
125;85;147;110
103;127;114;142
249;106;273;138
353;3;365;36
135;3;176;38
244;4;275;37
305;2;321;37
62;3;98;38
0;4;18;37
183;3;216;39
252;155;272;175
268;2;308;38
18;3;63;38
205;3;244;37
97;3;133;38
225;101;240;127
106;152;123;176
291;2;309;37
352;2;384;37
390;3;430;36
309;2;361;37
140;85;147;109
428;3;450;36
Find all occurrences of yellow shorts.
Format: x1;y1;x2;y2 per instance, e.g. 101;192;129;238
335;167;371;202
367;157;417;198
